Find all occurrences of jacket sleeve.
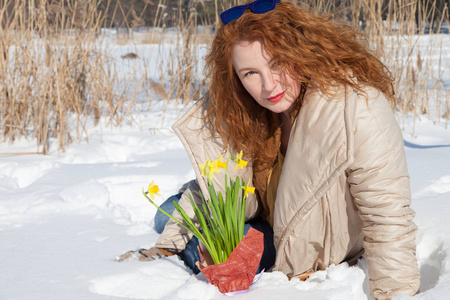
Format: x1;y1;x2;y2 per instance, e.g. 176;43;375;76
346;90;420;299
155;179;203;251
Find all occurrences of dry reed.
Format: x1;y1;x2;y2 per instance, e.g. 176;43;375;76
0;0;139;154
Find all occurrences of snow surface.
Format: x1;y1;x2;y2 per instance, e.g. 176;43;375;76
1;34;450;299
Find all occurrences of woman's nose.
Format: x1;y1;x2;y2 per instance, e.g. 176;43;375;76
262;71;277;92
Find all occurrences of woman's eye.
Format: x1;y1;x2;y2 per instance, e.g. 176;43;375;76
244;71;256;77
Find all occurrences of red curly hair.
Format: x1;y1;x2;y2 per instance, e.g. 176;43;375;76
204;1;394;166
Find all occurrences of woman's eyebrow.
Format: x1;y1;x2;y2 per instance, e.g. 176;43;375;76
236;66;255;73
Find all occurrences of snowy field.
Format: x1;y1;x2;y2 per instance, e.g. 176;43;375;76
1;34;450;299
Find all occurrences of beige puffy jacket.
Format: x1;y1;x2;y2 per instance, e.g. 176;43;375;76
156;84;420;299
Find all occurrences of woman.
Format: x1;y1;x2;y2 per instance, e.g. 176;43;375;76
119;1;420;299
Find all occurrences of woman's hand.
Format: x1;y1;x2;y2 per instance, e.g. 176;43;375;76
115;247;176;262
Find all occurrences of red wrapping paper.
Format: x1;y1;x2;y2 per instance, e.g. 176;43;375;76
197;228;264;294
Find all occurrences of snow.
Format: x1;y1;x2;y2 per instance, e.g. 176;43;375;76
1;37;450;299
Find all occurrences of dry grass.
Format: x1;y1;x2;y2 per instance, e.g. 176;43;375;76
143;0;211;108
1;0;449;154
0;0;140;154
369;0;450;137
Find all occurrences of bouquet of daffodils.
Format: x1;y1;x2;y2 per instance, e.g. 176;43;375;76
143;150;256;265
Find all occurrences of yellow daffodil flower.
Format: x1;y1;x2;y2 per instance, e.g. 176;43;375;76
233;150;248;171
209;160;221;178
217;155;227;169
199;159;212;177
210;155;228;180
200;155;228;181
241;180;255;198
147;181;161;200
200;158;219;181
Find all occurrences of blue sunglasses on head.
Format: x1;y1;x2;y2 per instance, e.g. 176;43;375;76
220;0;281;25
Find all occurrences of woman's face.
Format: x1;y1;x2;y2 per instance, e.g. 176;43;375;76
231;40;301;117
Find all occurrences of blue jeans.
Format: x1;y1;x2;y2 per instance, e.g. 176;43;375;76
154;193;276;274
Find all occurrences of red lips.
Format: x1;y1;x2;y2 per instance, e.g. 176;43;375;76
267;91;285;103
